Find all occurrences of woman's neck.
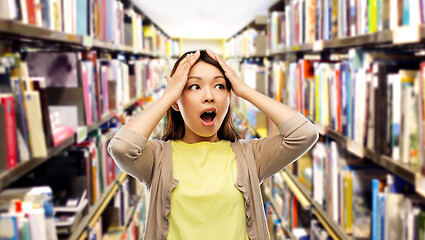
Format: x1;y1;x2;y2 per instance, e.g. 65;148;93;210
181;134;220;144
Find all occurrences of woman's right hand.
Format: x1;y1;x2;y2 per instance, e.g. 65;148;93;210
164;50;200;102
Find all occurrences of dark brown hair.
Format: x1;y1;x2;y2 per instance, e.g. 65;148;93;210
162;49;241;142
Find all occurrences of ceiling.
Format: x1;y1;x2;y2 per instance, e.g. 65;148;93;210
132;0;277;39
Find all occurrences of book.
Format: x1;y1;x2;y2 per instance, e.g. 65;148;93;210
349;166;386;238
0;214;19;240
312;142;326;206
399;70;420;165
10;77;30;163
0;0;18;19
26;52;80;88
81;51;102;121
0;94;18;169
23;90;47;158
0;186;58;239
371;178;385;240
32;77;54;149
55;209;84;236
80;62;93;126
0;62;13;93
76;0;88;35
46;87;88;127
27;208;48;240
385;192;404;240
51;125;75;146
0;105;8;172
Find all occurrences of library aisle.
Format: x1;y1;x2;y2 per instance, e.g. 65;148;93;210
1;0;425;239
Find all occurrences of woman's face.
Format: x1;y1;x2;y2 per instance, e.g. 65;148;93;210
174;61;230;143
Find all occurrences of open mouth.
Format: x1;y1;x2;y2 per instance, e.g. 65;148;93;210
200;110;216;126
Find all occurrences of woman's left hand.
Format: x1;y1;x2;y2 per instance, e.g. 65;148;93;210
206;49;250;98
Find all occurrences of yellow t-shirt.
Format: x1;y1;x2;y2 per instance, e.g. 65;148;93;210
167;140;249;240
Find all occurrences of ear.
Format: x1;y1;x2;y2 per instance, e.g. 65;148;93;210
171;102;180;111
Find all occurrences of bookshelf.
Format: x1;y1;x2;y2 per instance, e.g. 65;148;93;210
0;1;176;239
0;134;74;190
226;15;268;58
228;0;425;238
0;19;83;46
0;96;141;190
69;172;127;240
267;25;425;55
262;189;296;240
269;30;393;55
321;125;420;185
0;19;157;56
282;170;352;240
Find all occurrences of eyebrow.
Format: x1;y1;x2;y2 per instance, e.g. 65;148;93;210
187;76;225;80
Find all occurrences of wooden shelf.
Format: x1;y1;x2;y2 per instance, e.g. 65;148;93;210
315;123;420;185
69;172;128;240
281;170;352;240
0;97;142;190
0;19;155;56
232;107;265;138
268;26;425;55
275;120;421;239
278;171;311;210
124;206;137;229
0;19;82;45
122;97;142;111
227;55;268;60
86;113;115;133
262;188;296;240
0;135;75;190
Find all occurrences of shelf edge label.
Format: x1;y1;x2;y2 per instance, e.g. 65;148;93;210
313;41;324;51
416;173;425;198
393;25;421;44
347;139;366;158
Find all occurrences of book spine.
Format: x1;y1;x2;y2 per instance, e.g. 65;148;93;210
402;0;410;25
32;79;54;149
80;62;92;125
420;63;425;175
24;91;47;158
27;208;47;240
76;0;88;35
0;95;18;169
26;0;36;25
0;214;19;240
379;193;386;240
11;78;30;162
52;126;74;146
371;179;380;240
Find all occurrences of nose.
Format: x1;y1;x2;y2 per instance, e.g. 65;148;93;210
203;88;214;103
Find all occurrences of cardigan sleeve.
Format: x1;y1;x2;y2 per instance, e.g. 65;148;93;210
249;112;319;183
107;126;160;187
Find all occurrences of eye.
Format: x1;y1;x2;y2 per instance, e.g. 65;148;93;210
189;84;200;90
215;84;225;90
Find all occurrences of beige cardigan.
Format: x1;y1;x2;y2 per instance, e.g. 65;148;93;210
108;112;319;240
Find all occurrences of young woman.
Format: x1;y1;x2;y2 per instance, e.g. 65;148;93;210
108;49;319;240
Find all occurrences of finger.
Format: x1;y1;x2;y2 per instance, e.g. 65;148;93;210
215;53;226;64
175;55;189;75
178;54;189;66
206;49;217;61
175;52;197;79
210;51;228;70
189;50;200;65
174;54;191;76
215;55;239;79
164;75;171;84
172;63;185;79
214;53;230;71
